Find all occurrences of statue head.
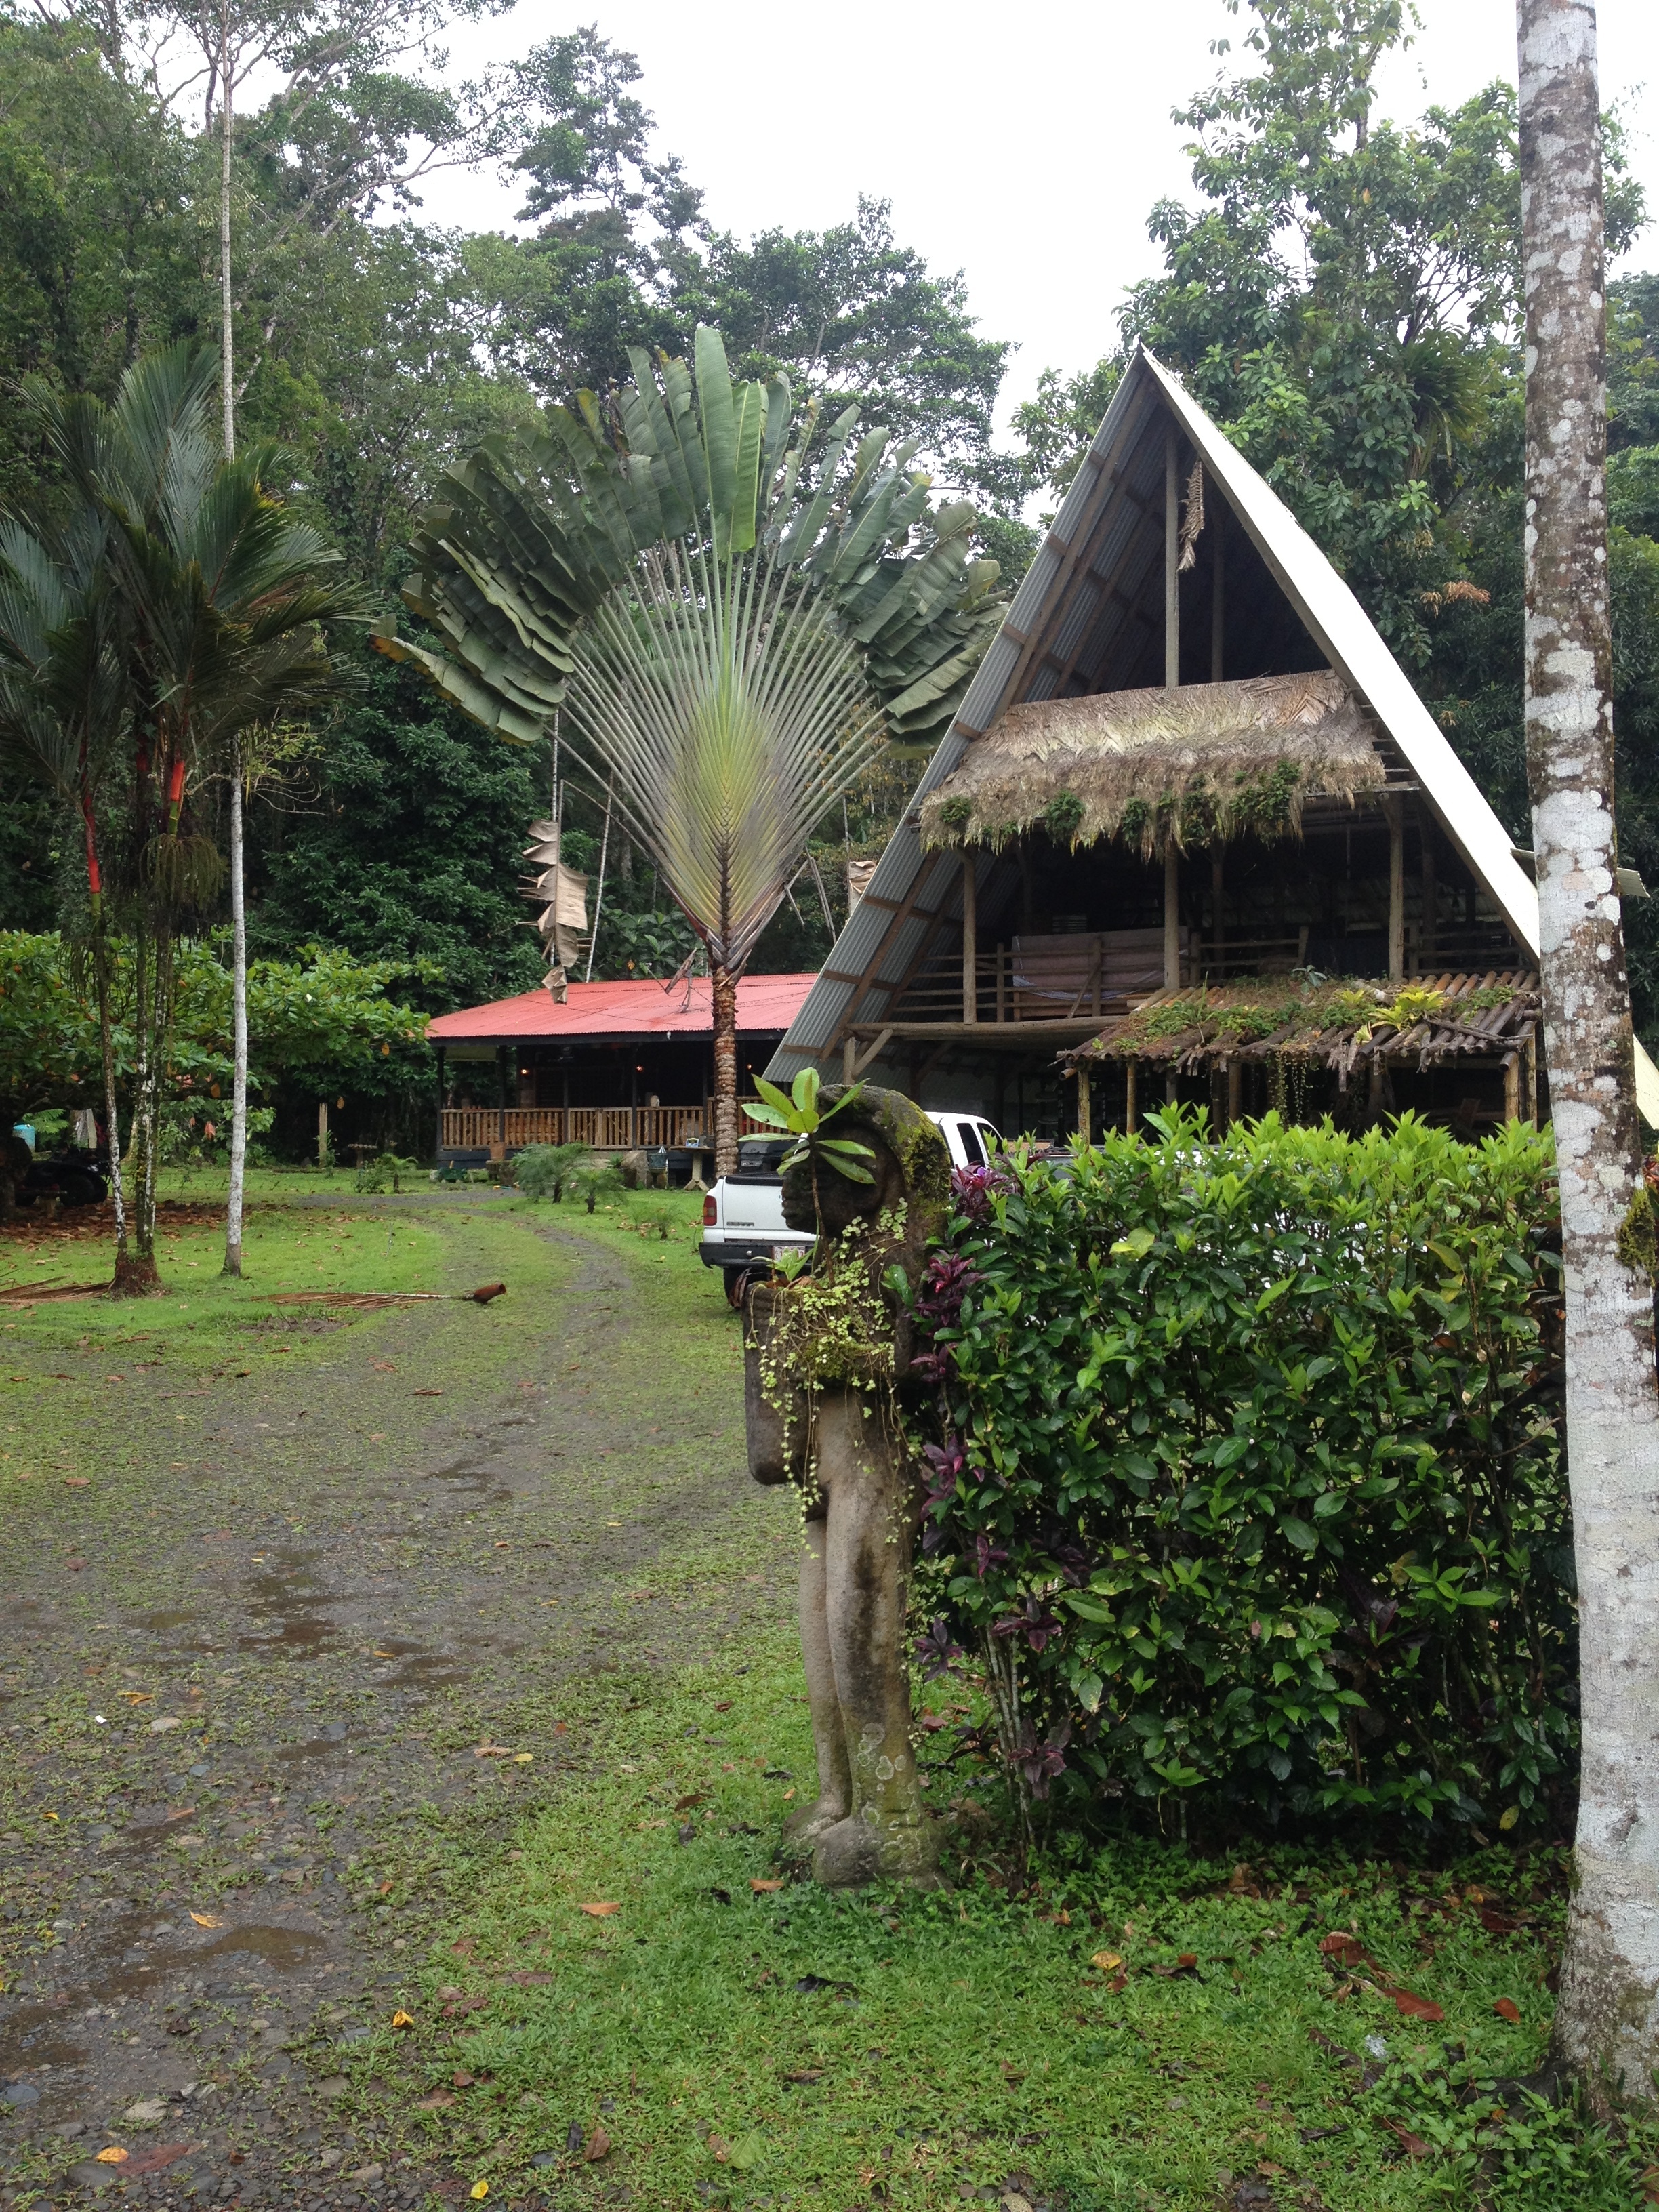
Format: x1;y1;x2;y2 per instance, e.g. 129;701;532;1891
779;1085;950;1277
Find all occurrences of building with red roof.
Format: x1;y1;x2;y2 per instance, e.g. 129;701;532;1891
428;973;815;1164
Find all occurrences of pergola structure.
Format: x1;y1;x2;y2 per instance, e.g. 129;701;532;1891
766;348;1659;1142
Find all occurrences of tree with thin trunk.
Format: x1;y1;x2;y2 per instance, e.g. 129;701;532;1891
37;344;365;1286
1517;0;1659;2100
379;327;1005;1173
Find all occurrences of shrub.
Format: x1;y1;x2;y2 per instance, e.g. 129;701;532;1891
909;1109;1572;1839
354;1151;419;1192
569;1154;626;1214
514;1141;590;1203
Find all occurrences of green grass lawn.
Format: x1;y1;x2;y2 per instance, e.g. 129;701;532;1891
344;1637;1658;2212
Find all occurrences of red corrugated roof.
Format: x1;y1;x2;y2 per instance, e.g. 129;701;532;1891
428;972;817;1045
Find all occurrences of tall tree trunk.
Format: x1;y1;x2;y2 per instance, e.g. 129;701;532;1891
114;922;160;1294
712;960;739;1178
218;2;250;1279
1519;0;1659;2101
224;735;247;1275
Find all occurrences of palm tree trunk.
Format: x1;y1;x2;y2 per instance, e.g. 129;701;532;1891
115;922;160;1294
224;735;247;1275
1519;0;1659;2100
712;960;739;1178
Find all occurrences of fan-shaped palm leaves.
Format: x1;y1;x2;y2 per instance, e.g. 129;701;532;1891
378;326;1005;1168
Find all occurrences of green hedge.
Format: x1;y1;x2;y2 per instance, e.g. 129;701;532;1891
911;1111;1574;1837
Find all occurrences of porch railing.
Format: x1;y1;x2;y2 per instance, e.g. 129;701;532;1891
439;1102;769;1153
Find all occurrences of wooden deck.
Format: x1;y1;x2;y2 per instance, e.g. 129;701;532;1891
439;1103;771;1154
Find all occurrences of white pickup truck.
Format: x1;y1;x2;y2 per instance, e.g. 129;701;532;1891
698;1111;1002;1301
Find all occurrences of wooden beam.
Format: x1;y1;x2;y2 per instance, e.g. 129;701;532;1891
1165;419;1180;691
1126;1059;1138;1135
1385;794;1405;983
1210;498;1225;682
1077;1062;1092;1146
961;855;977;1023
851;1027;894;1080
1164;844;1182;991
1504;1051;1521;1122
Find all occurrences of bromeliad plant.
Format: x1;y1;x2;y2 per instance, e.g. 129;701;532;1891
376;326;1005;1176
747;1069;875;1244
911;1109;1575;1839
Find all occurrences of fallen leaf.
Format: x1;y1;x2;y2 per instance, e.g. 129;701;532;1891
373;1649;396;1658
95;2148;129;2165
391;2010;415;2029
1090;1951;1124;1971
584;2123;611;2162
781;1786;795;1800
708;2134;731;2164
513;1753;533;1765
579;1902;621;1917
1641;2167;1659;2205
726;2130;763;2171
1382;2118;1431;2158
123;2144;193;2179
474;1745;514;1759
413;1388;443;1397
189;1913;222;1929
120;1692;153;1706
416;2091;455;2110
674;1792;706;1812
751;1879;784;1893
1494;1997;1521;2023
1391;1988;1444;2022
451;2070;475;2088
470;2184;489;2201
451;1940;476;1959
64;1477;89;1488
785;2068;823;2084
1003;2194;1035;2212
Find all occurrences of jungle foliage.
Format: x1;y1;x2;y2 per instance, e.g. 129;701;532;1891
910;1112;1574;1841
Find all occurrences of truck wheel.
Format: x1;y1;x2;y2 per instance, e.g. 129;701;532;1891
60;1174;100;1208
722;1267;752;1311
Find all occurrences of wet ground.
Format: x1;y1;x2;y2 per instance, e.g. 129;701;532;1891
0;1195;770;2210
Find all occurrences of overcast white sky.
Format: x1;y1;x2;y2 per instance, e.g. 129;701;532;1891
412;0;1658;428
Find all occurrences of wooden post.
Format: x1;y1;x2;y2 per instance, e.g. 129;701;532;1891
1210;500;1225;682
844;1036;857;1084
995;943;1006;1024
1504;1052;1521;1123
1165;419;1181;691
961;853;977;1023
1385;797;1405;983
316;1099;329;1170
1076;1063;1092;1147
1125;1059;1138;1135
1211;849;1225;976
1164;844;1182;991
1420;817;1436;974
1227;1056;1242;1129
1525;1026;1539;1123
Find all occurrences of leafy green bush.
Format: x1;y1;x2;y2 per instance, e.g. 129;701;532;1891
354;1151;419;1192
514;1141;590;1203
910;1110;1572;1838
568;1154;626;1214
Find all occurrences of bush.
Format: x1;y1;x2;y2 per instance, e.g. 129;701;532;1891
569;1154;626;1214
354;1151;419;1193
514;1141;590;1204
909;1109;1572;1839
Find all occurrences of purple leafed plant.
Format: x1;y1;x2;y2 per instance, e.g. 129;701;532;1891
1012;1717;1072;1800
950;1163;1015;1225
989;1595;1064;1652
974;1531;1010;1580
914;1616;966;1681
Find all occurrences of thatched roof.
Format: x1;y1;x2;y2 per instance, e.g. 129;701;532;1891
1064;969;1541;1088
918;670;1385;857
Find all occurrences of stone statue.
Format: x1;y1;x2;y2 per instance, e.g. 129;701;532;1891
743;1086;950;1887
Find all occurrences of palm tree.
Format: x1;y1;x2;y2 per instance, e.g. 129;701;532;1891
0;505;131;1250
28;345;365;1288
380;327;1004;1173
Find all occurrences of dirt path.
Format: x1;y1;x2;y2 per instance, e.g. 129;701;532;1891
0;1197;776;2211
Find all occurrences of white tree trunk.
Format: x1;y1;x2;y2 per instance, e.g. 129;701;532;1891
1518;0;1659;2100
218;1;249;1278
224;736;248;1276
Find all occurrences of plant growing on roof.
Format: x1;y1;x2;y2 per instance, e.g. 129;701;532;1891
375;326;1006;1175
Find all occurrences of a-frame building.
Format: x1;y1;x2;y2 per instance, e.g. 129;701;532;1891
768;348;1659;1141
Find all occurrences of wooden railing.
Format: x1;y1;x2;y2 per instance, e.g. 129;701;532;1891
440;1102;769;1153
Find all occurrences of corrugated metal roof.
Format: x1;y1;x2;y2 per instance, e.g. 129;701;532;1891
430;972;815;1046
769;346;1659;1125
